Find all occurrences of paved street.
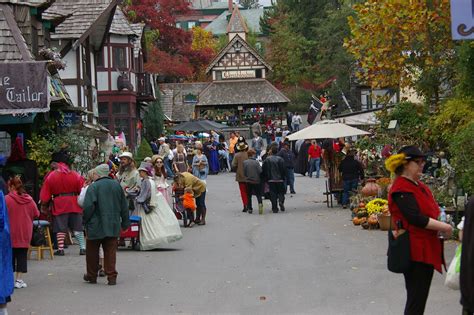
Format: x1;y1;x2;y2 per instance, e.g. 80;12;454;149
10;173;460;315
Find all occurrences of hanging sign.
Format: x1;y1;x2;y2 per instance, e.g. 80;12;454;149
0;61;50;114
451;0;474;40
222;70;256;79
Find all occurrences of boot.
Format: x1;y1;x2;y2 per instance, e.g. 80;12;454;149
194;208;202;224
258;203;264;215
198;208;206;225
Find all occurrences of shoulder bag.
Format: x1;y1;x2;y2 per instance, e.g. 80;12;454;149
387;219;411;273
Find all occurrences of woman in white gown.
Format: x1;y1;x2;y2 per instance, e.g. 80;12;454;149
136;162;182;251
151;155;172;206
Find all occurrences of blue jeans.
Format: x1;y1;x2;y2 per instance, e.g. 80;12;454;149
164;157;174;178
342;179;359;206
308;158;321;178
285;168;295;193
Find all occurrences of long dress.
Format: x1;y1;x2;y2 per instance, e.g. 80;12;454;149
295;141;311;176
137;178;182;251
154;174;171;206
205;141;220;174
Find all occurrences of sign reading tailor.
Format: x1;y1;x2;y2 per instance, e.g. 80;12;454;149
0;61;50;114
222;70;256;79
451;0;474;40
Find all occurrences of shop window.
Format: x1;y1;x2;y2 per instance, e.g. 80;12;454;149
256;69;262;78
114;118;130;138
98;102;108;116
112;102;129;115
113;47;127;68
97;49;105;67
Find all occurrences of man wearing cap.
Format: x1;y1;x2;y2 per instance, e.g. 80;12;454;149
83;164;130;285
40;152;85;256
232;140;249;212
158;137;174;178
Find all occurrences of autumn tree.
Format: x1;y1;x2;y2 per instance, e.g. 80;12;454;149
124;0;216;81
344;0;455;107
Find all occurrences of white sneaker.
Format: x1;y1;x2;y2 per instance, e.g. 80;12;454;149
15;280;27;288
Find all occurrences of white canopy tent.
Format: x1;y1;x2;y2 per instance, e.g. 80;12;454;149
286;120;370;141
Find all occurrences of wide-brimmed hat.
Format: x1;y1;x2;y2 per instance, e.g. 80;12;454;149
236;142;248;151
119;152;133;159
151;154;163;165
397;145;426;160
158;137;166;142
137;162;153;175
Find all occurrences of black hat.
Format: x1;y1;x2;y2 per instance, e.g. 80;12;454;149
397;145;426;160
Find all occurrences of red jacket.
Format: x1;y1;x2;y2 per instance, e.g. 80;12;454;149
388;176;443;272
6;192;40;248
308;145;322;159
40;164;84;216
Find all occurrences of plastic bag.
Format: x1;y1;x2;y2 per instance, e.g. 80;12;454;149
445;244;462;290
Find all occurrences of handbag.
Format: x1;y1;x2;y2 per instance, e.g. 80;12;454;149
445;244;462;290
387;219;411;273
31;220;46;246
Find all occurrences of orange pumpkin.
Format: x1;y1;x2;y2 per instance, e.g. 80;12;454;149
368;214;378;225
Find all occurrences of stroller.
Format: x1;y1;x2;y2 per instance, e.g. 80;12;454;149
172;187;192;227
119;215;141;250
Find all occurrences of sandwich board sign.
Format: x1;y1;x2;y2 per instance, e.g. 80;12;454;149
451;0;474;40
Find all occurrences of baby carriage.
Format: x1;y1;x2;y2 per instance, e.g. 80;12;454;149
172;187;191;227
119;215;141;250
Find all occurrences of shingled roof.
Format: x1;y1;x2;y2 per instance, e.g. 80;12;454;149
226;4;248;34
110;7;135;36
0;0;50;6
205;7;264;35
0;4;32;61
197;79;289;106
44;0;116;40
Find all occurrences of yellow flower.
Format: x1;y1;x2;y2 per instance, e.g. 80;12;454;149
366;198;388;215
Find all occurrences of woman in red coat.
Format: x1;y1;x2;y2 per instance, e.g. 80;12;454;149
386;146;452;315
6;176;40;289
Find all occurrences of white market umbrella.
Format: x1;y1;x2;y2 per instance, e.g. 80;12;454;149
286;120;370;141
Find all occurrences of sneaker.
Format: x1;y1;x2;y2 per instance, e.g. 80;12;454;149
14;280;27;289
54;250;65;256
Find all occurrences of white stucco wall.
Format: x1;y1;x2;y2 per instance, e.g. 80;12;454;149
60;50;77;79
97;72;109;91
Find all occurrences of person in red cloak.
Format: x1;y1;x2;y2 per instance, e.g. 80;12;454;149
40;152;85;256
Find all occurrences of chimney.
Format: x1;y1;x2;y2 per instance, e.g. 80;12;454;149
228;0;233;11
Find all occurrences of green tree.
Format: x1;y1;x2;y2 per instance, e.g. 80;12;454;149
135;139;154;163
239;0;259;9
143;98;164;141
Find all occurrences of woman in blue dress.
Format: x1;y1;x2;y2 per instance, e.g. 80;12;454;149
205;136;220;175
0;191;14;315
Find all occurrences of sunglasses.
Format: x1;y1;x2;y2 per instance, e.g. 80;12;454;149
156;161;163;164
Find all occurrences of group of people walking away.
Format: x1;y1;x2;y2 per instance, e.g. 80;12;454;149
232;136;289;214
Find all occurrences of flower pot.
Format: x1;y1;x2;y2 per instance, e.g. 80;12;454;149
361;178;380;197
377;214;392;231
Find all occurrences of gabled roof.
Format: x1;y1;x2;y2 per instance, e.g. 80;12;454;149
0;0;50;7
197;79;290;106
205;34;271;73
130;23;145;58
44;0;117;50
226;4;248;34
205;7;264;35
110;7;136;36
0;4;32;61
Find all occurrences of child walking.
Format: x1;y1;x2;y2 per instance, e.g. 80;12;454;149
182;187;196;227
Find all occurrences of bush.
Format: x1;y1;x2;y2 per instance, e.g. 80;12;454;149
135;139;153;163
449;121;474;194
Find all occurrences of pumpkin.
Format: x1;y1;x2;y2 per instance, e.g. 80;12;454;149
359;202;366;208
368;214;378;225
359;217;367;224
353;217;361;225
361;179;381;197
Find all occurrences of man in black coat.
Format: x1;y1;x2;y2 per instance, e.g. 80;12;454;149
461;198;474;315
262;146;287;213
338;149;364;208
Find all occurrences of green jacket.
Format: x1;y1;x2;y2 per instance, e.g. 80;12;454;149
83;177;130;240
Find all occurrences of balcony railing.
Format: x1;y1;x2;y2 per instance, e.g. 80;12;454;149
136;72;155;101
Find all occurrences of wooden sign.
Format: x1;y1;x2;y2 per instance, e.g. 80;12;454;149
222;70;256;79
0;61;50;114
